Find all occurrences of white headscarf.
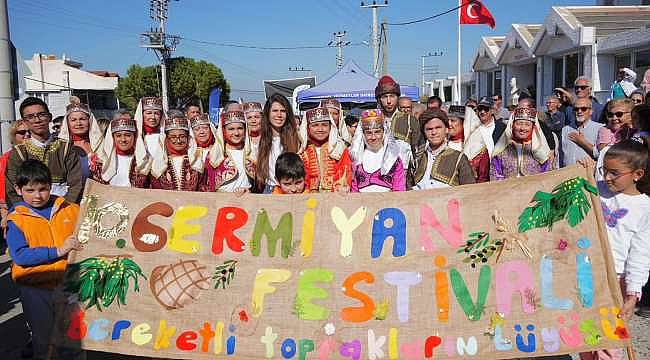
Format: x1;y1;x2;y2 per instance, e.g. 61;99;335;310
99;118;150;182
492;109;551;164
349;119;407;175
58;98;105;158
150;111;203;178
462;107;489;160
298;107;347;160
212;111;254;168
619;68;638;97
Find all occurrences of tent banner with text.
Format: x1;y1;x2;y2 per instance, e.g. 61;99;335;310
53;166;630;359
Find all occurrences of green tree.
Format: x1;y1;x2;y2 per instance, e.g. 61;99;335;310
116;57;230;111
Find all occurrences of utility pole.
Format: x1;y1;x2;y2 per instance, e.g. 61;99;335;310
328;31;350;70
360;0;388;78
381;19;388;75
421;51;443;96
140;0;180;112
0;0;15;152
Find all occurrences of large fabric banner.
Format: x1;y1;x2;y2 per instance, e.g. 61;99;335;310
54;166;631;359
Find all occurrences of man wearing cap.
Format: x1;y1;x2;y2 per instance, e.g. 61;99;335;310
149;110;205;191
461;96;506;182
242;102;263;157
375;75;420;171
94;112;150;188
412;109;475;190
203;111;255;193
490;107;552;180
298;107;352;192
447;105;466;152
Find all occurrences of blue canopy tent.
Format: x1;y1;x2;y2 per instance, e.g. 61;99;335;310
296;60;419;109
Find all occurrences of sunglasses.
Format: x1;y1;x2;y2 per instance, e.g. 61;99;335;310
466;105;476;109
477;106;491;113
574;85;590;90
15;130;30;136
632;99;643;104
573;107;591;113
607;111;629;118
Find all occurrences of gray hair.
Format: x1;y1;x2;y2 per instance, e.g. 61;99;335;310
112;108;131;120
167;109;185;119
398;96;412;102
573;76;591;86
544;95;559;104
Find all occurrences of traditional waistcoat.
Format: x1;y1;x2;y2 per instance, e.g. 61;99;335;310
203;155;256;192
490;143;550;180
300;143;352;192
413;147;472;187
150;156;203;191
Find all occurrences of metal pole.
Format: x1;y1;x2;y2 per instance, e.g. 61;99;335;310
381;19;388;76
456;0;462;104
0;0;15;152
361;1;388;78
372;7;378;77
421;56;425;95
160;59;169;112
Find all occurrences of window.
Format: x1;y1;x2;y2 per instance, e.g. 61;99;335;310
553;58;563;89
634;49;650;86
552;52;584;88
486;73;493;98
493;71;502;96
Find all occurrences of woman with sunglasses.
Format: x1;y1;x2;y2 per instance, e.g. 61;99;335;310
630;90;645;106
0;120;31;235
596;99;635;152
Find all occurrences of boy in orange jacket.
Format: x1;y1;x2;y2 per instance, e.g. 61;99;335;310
6;159;83;359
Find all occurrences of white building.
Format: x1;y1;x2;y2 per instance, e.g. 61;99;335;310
471;5;650;107
20;53;119;118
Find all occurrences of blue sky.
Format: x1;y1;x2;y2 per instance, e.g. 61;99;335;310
9;0;595;102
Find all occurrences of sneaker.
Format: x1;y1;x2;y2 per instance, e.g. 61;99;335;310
20;340;33;358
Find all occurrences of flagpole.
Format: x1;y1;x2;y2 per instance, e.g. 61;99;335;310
457;0;462;105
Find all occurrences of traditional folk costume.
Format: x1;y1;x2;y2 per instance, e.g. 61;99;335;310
149;114;205;191
189;113;221;167
243;102;263;158
136;97;165;163
57;100;104;185
349;109;407;193
490;108;553;181
447;105;466;152
95;116;150;188
298;107;352;192
5;135;82;207
203;111;255;192
320;98;352;147
462;107;493;183
375;76;419;174
412;140;475;190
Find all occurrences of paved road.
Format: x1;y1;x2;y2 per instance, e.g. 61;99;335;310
1;254;649;359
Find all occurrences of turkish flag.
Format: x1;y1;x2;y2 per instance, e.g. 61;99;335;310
460;0;496;29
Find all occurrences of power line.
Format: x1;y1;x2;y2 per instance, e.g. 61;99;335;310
386;0;475;26
181;36;365;51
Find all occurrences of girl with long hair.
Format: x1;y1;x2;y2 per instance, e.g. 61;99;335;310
254;93;301;193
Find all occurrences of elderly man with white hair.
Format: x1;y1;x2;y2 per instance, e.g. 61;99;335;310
567;76;605;126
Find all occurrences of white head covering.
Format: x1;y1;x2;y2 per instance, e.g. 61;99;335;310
298;107;347;160
150;110;203;177
190;114;222;168
99;115;151;182
462;107;489;160
58;98;105;158
620;68;638;97
492;107;551;164
319;99;351;145
349;109;406;175
212;110;254;168
134;97;164;176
